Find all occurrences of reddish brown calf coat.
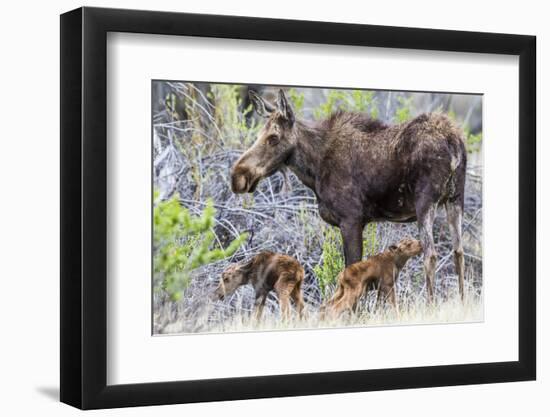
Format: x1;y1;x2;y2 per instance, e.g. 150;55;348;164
215;251;305;320
325;238;422;317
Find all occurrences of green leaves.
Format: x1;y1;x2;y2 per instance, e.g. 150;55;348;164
313;90;379;120
363;223;378;255
313;226;344;297
153;192;248;301
288;88;305;116
394;95;414;123
465;130;482;154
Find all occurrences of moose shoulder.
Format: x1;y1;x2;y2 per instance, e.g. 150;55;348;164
231;90;467;302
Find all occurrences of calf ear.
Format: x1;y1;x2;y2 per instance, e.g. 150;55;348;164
249;90;275;117
388;244;398;252
238;257;255;275
277;89;295;125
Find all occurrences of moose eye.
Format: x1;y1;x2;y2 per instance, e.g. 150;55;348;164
267;135;280;146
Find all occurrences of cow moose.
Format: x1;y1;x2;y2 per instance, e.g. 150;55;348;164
230;89;467;302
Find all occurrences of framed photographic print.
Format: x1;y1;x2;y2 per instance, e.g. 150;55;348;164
60;6;536;409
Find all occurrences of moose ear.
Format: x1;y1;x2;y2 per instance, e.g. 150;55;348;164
238;257;255;275
249;90;274;117
276;89;295;125
388;244;398;252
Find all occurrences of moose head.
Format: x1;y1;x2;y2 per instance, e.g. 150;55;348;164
388;238;423;261
213;260;253;300
230;89;296;194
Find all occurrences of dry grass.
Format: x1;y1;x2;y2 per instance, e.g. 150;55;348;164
158;287;483;335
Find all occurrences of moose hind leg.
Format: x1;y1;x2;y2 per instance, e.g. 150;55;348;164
446;202;465;300
340;285;363;316
327;276;345;307
291;280;305;319
416;200;438;303
275;281;293;321
321;279;343;320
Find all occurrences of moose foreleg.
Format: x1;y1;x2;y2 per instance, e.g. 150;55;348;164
340;222;364;266
378;284;399;317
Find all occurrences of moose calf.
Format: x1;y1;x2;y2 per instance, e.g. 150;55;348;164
214;251;305;320
325;238;422;317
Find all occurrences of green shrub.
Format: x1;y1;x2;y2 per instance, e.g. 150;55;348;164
363;223;378;255
465;130;482;153
288;88;305;117
314;89;379;120
313;226;344;297
447;110;482;154
153;191;248;300
350;90;379;119
394;95;414;123
209;84;260;147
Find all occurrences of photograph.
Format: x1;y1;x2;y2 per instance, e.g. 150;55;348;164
53;4;538;411
152;81;483;335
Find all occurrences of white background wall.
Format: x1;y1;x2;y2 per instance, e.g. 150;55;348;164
0;0;545;415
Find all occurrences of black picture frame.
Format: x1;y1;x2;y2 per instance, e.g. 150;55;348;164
60;6;536;410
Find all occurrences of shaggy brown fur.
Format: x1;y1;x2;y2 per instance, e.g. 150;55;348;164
232;90;467;302
214;251;305;320
324;238;423;317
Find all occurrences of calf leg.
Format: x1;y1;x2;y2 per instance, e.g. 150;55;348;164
291;280;305;319
320;283;341;320
326;276;345;307
415;195;438;303
446;202;465;300
275;281;294;321
253;293;267;321
378;284;399;317
330;284;362;317
328;295;347;317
